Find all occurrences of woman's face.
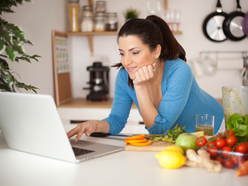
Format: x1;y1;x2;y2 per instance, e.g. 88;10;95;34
118;35;159;80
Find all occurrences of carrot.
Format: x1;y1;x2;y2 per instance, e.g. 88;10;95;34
236;161;248;177
124;134;145;141
128;141;152;146
125;139;147;143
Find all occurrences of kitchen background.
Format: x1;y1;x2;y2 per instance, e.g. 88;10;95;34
2;0;248;100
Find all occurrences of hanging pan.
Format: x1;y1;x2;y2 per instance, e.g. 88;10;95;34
242;12;248;36
203;0;228;42
222;0;246;41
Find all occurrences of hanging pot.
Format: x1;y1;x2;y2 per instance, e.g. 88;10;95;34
202;0;228;42
222;0;246;41
242;12;248;36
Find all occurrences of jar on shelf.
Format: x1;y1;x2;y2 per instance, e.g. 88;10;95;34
68;0;80;32
95;1;106;13
81;16;94;32
106;13;118;31
94;13;106;32
82;5;93;17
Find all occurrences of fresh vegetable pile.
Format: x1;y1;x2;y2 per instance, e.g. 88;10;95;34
196;129;248;170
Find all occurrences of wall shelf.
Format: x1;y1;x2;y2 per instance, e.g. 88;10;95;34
67;31;118;56
67;31;182;56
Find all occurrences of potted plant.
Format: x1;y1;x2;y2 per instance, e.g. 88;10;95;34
123;7;140;21
0;0;40;93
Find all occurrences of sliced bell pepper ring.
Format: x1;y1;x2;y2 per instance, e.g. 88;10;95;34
124;139;147;144
128;141;153;146
124;134;145;141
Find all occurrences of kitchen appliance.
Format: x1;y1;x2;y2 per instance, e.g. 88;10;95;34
84;62;109;101
222;0;246;41
202;0;227;42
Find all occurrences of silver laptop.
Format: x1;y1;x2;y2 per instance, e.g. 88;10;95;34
0;92;123;163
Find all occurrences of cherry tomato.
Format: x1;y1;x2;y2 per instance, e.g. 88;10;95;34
215;138;226;149
215;133;226;140
222;146;232;157
196;136;207;147
215;156;224;165
207;145;219;156
224;158;235;168
224;129;234;136
226;135;237;146
230;154;242;164
243;141;248;149
236;143;248;153
207;141;215;147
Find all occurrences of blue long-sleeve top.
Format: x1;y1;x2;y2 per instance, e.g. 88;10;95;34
103;58;224;134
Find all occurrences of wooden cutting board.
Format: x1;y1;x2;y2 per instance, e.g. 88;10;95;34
124;135;174;151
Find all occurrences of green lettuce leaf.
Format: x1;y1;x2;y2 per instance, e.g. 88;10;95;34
227;113;248;142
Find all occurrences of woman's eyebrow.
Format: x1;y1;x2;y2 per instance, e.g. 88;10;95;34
118;47;140;52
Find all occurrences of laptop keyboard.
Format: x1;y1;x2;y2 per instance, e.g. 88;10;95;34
72;147;95;157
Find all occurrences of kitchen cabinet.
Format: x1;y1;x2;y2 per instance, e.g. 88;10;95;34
57;98;143;125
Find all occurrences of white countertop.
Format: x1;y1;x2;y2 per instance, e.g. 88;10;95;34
0;125;247;186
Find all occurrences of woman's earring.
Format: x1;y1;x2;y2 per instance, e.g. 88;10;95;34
153;61;156;72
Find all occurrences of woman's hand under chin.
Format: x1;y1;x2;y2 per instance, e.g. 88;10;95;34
133;63;156;86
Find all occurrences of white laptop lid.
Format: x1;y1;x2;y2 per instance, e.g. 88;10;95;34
0;92;77;162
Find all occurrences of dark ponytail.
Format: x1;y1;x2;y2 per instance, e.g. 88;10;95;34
145;15;186;62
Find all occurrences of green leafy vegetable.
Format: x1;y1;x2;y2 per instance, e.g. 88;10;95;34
148;124;186;143
167;124;186;141
226;113;248;142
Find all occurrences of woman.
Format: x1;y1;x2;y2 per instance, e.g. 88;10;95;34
68;15;224;141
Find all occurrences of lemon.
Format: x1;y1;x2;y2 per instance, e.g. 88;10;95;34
165;145;184;155
155;150;185;169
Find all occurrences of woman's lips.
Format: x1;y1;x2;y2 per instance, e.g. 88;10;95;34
127;67;137;72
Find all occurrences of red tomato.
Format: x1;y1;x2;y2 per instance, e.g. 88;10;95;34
215;139;226;149
207;141;215;147
215;156;224;165
207;145;219;156
224;129;234;136
226;135;237;146
196;136;207;147
224;158;235;168
222;146;232;157
230;154;242;164
243;141;248;149
236;143;248;153
215;133;226;140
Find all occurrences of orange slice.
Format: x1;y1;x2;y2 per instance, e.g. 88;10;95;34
124;134;145;141
128;141;153;146
125;139;147;143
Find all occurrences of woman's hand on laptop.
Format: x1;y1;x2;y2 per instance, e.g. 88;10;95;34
67;120;110;141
